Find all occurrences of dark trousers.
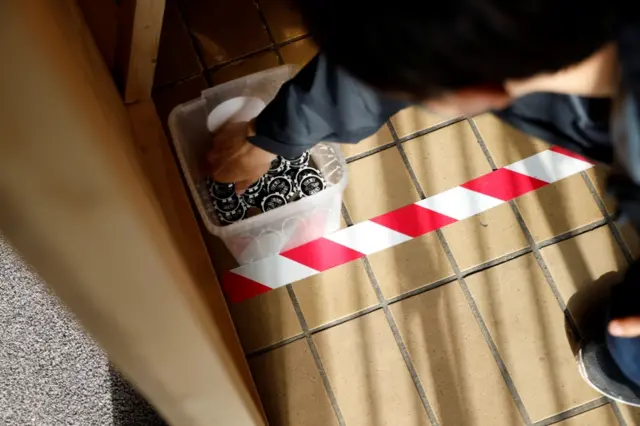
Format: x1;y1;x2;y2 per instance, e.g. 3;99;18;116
608;266;640;386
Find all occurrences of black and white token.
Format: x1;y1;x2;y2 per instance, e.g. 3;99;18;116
241;177;265;207
299;174;326;197
210;180;236;200
261;193;287;212
217;202;246;224
215;193;242;212
267;175;295;200
286;151;310;169
267;156;287;176
244;176;264;197
295;167;323;186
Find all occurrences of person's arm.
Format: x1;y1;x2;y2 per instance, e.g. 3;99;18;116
248;54;410;158
209;53;409;191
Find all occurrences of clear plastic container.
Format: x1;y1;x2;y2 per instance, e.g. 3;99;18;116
168;65;348;265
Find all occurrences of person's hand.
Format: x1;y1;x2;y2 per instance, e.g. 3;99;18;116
206;119;276;194
609;317;640;338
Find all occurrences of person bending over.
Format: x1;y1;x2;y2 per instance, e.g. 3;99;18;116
208;0;640;404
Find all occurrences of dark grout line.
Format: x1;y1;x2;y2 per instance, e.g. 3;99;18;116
309;305;384;334
536;219;607;250
406;120;533;424
580;170;635;265
155;35;310;91
471;120;578;330
392;122;531;425
532;397;610;426
362;256;441;426
247;218;609;358
395;142;427;199
275;33;311;48
171;0;213;88
252;0;284;65
468;118;497;170
284;285;347;426
460;247;533;278
343;202;440;426
435;228;534;425
509;201;571;313
345;140;398;164
246;333;306;358
396;115;467;145
386;276;457;305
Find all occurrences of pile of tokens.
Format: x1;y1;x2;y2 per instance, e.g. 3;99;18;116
208;151;327;225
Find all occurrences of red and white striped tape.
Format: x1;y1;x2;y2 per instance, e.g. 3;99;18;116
223;146;594;303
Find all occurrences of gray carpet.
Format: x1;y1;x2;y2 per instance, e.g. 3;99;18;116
0;236;166;426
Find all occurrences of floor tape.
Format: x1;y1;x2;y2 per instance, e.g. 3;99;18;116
224;148;593;303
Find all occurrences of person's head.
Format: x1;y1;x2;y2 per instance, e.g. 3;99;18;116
295;0;616;115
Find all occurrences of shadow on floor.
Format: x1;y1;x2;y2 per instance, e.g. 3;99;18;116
109;364;168;426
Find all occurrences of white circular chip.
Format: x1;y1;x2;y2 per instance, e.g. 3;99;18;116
206;96;266;132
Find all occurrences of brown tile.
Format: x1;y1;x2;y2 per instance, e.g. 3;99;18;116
467;255;601;421
391;106;452;138
209;50;280;86
152;75;208;133
391;283;524;426
343;149;421;223
200;231;302;353
368;232;454;299
515;174;603;243
540;227;628;304
555;405;618;426
259;0;306;42
403;121;492;196
280;38;318;67
441;203;529;270
473;113;550;168
154;0;202;87
230;287;302;353
249;339;339;426
179;0;271;67
620;404;640;426
340;125;394;159
619;220;640;259
293;261;379;329
586;166;616;214
313;311;431;426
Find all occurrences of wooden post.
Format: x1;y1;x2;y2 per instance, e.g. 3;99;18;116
116;0;166;103
0;1;266;425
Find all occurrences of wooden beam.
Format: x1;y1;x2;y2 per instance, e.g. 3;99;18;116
116;0;166;102
0;2;265;425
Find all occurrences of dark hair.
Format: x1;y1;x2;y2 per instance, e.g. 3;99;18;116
295;0;616;98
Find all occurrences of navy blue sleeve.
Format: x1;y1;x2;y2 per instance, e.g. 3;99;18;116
248;54;409;158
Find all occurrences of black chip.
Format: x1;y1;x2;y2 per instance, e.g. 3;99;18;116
261;193;287;212
286;151;310;169
210;180;235;200
295;167;323;186
244;176;264;197
217;202;246;224
215;194;241;212
284;166;298;182
267;156;287;176
267;175;295;200
299;174;326;197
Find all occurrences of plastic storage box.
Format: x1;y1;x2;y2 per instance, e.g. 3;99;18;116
168;65;348;265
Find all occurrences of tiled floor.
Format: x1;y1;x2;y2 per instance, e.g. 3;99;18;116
153;1;640;425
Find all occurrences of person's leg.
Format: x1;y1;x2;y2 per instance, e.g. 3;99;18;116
607;333;640;386
607;273;640;387
575;266;640;406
